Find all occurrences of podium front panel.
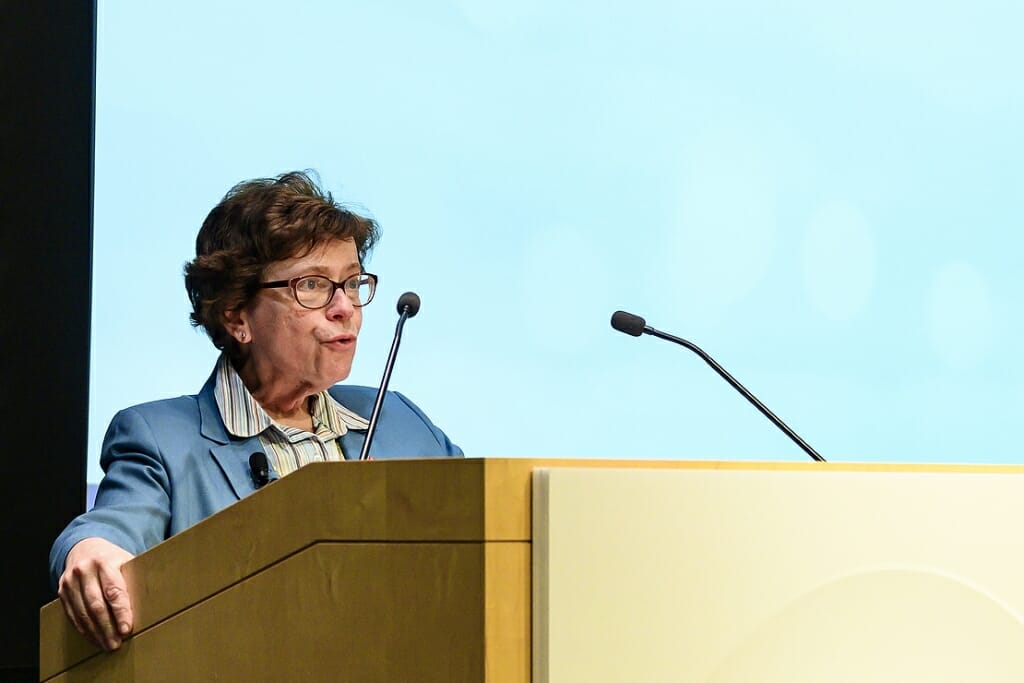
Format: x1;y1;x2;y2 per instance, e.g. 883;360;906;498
533;466;1024;683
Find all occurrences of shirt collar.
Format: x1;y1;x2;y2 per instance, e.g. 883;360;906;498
213;355;368;439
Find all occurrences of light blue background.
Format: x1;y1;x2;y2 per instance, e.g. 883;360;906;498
89;1;1024;483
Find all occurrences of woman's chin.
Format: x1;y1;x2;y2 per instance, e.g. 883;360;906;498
323;363;354;388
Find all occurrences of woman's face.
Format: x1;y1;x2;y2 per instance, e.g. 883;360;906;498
233;238;363;395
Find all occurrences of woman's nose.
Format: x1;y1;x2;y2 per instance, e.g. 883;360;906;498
325;286;355;319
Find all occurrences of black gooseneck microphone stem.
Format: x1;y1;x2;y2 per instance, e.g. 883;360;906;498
359;307;412;461
645;325;826;463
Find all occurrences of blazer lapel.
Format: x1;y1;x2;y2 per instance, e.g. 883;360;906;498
196;369;273;499
339;429;366;461
211;439;268;499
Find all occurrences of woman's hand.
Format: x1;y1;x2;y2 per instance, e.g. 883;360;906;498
57;537;135;651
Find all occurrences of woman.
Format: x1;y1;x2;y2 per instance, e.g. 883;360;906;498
51;171;462;651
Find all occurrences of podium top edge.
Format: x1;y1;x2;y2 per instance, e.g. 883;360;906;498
303;457;1024;475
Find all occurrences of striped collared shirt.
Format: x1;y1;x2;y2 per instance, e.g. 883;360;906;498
212;355;369;477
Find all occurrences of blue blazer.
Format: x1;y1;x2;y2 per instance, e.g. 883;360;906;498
49;373;462;587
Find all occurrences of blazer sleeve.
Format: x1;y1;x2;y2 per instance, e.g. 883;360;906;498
49;406;173;589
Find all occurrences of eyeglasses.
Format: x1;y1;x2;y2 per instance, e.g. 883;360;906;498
259;273;378;309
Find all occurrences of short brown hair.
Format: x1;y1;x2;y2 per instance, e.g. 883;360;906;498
184;171;380;359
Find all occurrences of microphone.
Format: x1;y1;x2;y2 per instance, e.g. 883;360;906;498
397;291;421;318
249;452;271;488
611;310;826;462
359;292;421;460
610;310;645;337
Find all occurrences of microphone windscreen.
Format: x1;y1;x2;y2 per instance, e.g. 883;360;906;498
397;291;421;318
249;452;269;483
611;310;646;337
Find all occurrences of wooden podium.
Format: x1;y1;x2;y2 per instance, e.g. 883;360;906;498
40;459;1024;681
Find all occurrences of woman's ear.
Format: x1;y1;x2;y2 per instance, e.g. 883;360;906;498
223;308;250;344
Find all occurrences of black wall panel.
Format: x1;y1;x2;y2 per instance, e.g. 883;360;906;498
0;1;96;678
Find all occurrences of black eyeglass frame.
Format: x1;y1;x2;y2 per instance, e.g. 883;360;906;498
259;272;379;309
